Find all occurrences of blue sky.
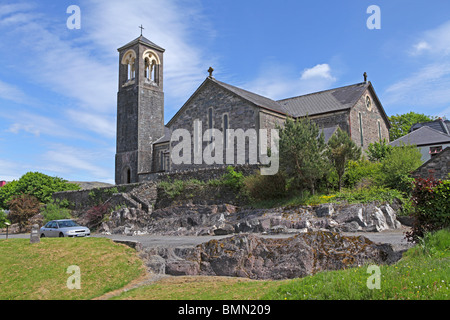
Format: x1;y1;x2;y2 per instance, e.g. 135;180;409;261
1;0;450;183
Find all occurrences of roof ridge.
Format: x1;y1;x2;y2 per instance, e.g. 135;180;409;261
277;82;368;102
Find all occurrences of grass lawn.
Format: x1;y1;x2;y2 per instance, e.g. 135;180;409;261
112;276;288;300
0;237;145;300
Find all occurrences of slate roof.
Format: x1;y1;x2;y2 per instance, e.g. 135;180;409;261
321;126;339;143
410;119;450;135
117;35;165;52
277;82;370;117
210;78;288;115
389;126;450;147
167;77;388;128
153;126;172;144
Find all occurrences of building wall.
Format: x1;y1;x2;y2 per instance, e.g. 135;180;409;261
412;147;450;180
349;87;390;150
168;80;259;171
418;143;450;162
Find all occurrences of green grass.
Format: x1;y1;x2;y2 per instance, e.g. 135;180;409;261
114;229;450;300
112;276;287;300
0;237;145;300
262;229;450;300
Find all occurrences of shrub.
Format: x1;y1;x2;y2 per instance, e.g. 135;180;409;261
407;177;450;243
7;194;40;232
367;139;393;162
85;203;110;229
343;159;382;188
243;172;287;201
41;202;72;223
335;186;405;204
221;166;245;191
379;144;422;192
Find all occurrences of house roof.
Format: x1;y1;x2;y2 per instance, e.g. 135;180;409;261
166;77;389;128
210;78;288;115
410;119;450;135
117;35;165;52
153;126;171;145
277;82;370;117
389;126;450;147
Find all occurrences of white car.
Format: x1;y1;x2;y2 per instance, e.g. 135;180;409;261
40;219;90;238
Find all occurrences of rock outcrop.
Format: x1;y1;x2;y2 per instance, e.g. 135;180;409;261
140;231;400;280
99;202;402;236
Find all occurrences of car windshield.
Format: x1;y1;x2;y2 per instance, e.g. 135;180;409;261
58;220;80;228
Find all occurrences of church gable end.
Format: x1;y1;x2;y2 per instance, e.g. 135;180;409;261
348;83;390;149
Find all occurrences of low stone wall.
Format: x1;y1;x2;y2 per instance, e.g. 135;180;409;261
139;164;260;182
52;182;143;213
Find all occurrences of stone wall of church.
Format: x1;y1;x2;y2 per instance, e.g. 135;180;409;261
168;80;259;171
349;87;390;150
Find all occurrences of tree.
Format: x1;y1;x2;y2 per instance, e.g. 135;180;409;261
389;112;436;141
327;128;362;191
380;143;423;192
0;172;80;209
367;139;393;162
7;194;40;232
279;116;328;194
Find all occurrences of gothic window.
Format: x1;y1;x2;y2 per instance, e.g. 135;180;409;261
208;107;213;142
378;120;382;141
121;50;136;83
143;50;160;85
223;113;229;148
359;112;364;147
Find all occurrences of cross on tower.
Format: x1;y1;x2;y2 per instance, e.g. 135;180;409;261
139;24;144;36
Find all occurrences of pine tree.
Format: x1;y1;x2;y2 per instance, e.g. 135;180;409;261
327;128;361;191
279;116;327;194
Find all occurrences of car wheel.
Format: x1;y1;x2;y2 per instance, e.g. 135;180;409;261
40;234;45;238
59;232;64;237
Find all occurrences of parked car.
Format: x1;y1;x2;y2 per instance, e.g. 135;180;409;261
40;219;90;238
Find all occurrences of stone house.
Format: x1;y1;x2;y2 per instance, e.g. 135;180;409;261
115;35;391;185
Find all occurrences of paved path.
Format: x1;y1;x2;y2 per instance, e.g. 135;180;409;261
2;228;413;251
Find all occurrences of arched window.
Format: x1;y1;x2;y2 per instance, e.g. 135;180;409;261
143;50;160;84
223;113;229;149
121;49;136;82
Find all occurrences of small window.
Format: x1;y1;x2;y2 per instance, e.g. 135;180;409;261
366;95;372;111
430;146;443;157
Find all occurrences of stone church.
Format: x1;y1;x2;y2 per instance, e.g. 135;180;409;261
115;35;391;185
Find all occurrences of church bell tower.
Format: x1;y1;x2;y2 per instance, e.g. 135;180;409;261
115;34;165;184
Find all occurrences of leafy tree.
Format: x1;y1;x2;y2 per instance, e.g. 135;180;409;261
7;194;40;232
379;144;423;192
327;128;362;191
367;139;393;162
279;116;328;194
389;112;436;141
0;172;80;209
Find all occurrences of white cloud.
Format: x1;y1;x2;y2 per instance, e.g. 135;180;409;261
244;62;337;100
41;144;113;182
410;20;450;56
300;64;335;81
0;80;33;105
